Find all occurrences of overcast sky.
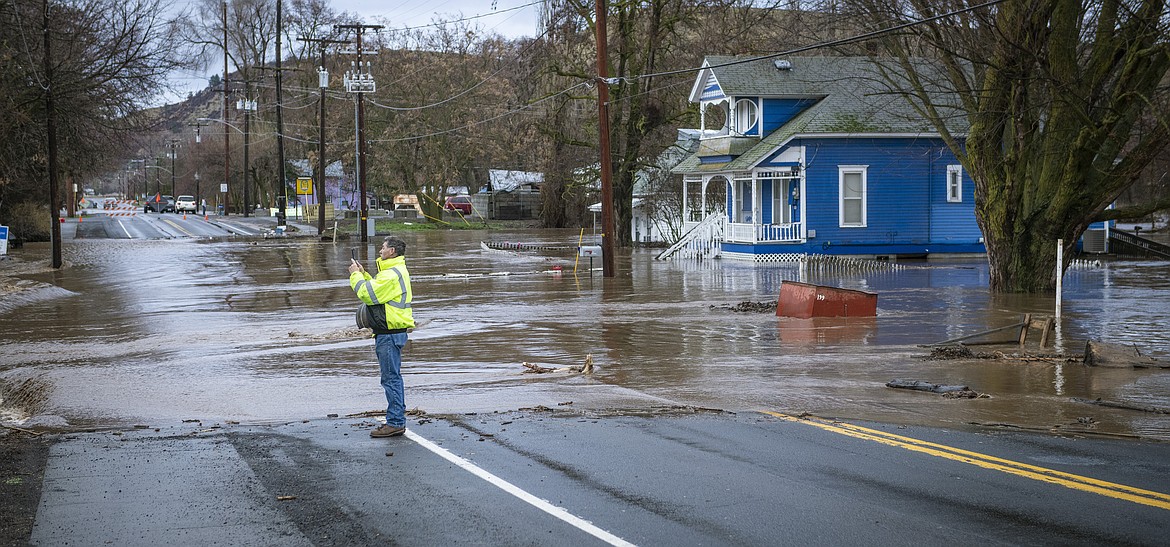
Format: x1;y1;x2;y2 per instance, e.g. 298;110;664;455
161;0;541;104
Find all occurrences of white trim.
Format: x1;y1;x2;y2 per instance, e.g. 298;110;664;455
733;98;759;136
688;60;713;102
839;165;868;227
946;164;963;203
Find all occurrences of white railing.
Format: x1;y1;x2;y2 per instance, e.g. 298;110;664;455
725;222;804;243
656;213;726;260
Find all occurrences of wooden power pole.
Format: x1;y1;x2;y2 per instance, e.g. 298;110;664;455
595;0;616;277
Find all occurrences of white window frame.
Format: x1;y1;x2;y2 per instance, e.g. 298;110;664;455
946;164;963;203
734;98;758;135
839;165;868;228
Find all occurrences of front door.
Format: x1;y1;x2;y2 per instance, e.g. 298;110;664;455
771;179;793;224
737;179;752;223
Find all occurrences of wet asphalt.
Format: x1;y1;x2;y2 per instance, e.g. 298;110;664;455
28;410;1170;546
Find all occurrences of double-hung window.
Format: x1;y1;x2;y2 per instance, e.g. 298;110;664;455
839;166;867;227
946;165;963;202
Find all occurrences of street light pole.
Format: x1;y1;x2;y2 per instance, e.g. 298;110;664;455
167;138;179;197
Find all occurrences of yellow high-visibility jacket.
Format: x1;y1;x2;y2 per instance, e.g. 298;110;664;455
350;255;414;333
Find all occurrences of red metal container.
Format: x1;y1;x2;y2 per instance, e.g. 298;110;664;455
777;281;877;318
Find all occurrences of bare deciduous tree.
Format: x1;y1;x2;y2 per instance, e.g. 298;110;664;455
843;0;1170;292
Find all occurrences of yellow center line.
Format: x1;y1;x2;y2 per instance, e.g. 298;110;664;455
162;218;196;237
761;411;1170;511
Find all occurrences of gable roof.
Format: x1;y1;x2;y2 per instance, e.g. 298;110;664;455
676;55;966;174
489;169;543;192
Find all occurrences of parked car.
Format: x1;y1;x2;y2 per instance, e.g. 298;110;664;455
144;195;176;213
444;195;472;215
175;195;197;213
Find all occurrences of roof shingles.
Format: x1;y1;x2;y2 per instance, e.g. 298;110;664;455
675;56;964;175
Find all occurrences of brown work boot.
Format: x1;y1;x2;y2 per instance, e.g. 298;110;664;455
370;424;405;438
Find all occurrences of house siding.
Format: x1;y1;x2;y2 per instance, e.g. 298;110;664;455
760;137;983;255
761;98;818;134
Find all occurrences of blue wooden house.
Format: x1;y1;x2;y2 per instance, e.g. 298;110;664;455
667;56;985;261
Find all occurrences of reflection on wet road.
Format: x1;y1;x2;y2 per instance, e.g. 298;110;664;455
2;229;1168;439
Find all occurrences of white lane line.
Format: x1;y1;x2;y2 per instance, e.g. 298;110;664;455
404;429;636;547
115;218;133;239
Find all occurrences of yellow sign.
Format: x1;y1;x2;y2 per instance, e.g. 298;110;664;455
296;177;313;195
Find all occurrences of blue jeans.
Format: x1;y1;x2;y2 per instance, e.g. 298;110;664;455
374;333;408;428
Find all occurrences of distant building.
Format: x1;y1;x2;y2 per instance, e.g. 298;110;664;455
589;130;700;244
289;159;358;211
483;169;542;220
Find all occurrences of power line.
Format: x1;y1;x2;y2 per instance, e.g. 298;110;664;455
372;0;544;35
368;81;593;143
627;0;1008;82
372;0;1007;142
365;12;555;112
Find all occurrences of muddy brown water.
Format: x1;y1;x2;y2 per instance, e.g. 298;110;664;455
1;229;1168;440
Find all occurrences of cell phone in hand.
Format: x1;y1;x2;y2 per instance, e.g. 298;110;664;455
351;249;358;262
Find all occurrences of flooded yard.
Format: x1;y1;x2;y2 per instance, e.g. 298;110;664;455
2;229;1168;440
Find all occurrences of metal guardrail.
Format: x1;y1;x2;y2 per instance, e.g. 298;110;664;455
1109;229;1170;259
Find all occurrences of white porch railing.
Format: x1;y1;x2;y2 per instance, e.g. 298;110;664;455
658;217;805;260
725;221;804;243
655;213;726;260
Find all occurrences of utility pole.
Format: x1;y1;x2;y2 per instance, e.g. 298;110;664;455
595;0;616;277
130;159;146;199
222;0;231;215
336;22;381;243
275;0;286;229
300;35;348;236
43;0;61;268
238;93;257;217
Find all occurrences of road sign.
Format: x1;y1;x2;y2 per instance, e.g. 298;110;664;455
296;177;313;195
220;183;228;193
0;225;8;255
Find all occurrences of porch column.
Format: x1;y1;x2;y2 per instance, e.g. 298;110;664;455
799;175;807;239
751;174;759;242
700;177;708;219
682;177;689;222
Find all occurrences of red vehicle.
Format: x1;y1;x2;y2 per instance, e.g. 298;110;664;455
444;195;472;214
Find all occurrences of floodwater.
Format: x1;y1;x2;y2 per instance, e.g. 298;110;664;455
2;229;1169;440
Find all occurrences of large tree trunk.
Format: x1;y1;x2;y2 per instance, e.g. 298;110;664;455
863;0;1170;293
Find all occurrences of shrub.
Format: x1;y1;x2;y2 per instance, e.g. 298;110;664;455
1;201;52;243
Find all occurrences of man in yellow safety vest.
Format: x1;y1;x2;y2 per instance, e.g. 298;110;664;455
349;236;415;437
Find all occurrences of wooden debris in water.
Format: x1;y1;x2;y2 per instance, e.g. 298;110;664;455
886;379;971;393
887;379;989;399
713;301;777;313
1073;397;1170;414
521;354;595;374
1083;341;1169;368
